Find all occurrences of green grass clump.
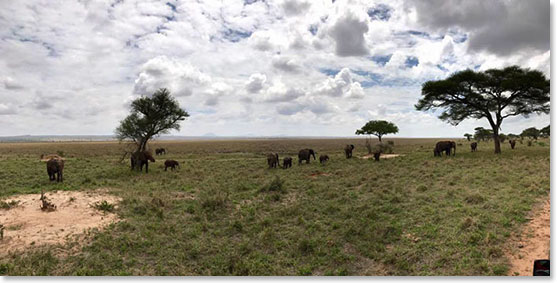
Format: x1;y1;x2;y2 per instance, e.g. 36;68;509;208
93;200;115;213
0;200;19;210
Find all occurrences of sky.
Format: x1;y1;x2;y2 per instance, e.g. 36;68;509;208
0;0;550;137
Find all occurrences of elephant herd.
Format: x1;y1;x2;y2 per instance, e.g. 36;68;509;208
266;145;358;169
42;147;179;182
434;139;519;157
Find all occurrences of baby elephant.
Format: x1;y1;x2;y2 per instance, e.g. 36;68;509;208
373;152;381;161
164;160;180;171
319;155;329;164
470;142;478;152
46;158;64;182
282;157;292;169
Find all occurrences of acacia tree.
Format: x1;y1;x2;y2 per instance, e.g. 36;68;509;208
521;127;540;140
355;120;398;144
464;133;472;141
115;88;189;153
474;127;492;142
416;66;550;153
541;124;550;137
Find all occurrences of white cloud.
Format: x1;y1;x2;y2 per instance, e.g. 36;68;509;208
245;73;267;93
328;8;370;57
133;56;211;97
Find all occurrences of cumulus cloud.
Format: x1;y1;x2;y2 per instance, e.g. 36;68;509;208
3;77;24;90
272;56;302;73
314;68;364;99
133;56;211;97
263;80;305;102
282;0;310;16
328;9;370;57
410;0;549;56
245;73;267;93
0;103;16;115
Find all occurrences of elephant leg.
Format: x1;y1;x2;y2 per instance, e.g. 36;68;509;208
145;162;149;173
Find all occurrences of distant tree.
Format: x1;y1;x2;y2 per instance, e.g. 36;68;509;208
521;127;540;140
415;66;550;153
473;127;493;142
541;124;550;137
498;133;507;143
355;120;399;143
464;133;472;141
115;88;189;153
507;133;520;140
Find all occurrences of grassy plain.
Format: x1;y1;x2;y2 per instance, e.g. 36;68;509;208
0;137;550;275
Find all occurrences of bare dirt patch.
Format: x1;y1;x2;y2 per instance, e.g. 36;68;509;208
309;172;332;179
360;154;403;159
505;198;550;276
0;190;121;254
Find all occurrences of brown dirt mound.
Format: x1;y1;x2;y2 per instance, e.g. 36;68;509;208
505;198;550;276
360;154;403;159
0;190;121;254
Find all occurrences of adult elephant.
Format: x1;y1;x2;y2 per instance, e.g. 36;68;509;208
344;144;355;158
267;153;279;168
298;148;316;164
434;141;456;156
131;151;156;173
470;142;478;152
46;157;64;182
155;148;166;155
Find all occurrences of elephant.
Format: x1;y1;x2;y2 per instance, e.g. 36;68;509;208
164;160;180;171
319;154;329;164
267;153;279;168
373;152;381;161
155;148;166;155
509;140;516;149
298;148;316;164
46;158;64;182
470;142;478;152
131;151;156;173
282;157;292;169
434;141;456;157
344;144;355;158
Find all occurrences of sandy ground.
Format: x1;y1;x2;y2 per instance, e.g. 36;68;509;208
0;190;121;254
505;198;550;276
359;154;403;159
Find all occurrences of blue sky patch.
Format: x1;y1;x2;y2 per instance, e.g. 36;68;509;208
319;68;340;77
222;29;252;42
367;4;392;21
308;24;318;36
405;56;419;68
369;54;392;66
165;2;177;12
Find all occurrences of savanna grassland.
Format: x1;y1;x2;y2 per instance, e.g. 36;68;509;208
0;138;550;275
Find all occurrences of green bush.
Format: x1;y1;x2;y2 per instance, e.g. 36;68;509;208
260;176;285;193
93;200;115;213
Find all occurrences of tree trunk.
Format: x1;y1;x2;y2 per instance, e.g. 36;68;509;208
378;135;382;143
492;131;501;154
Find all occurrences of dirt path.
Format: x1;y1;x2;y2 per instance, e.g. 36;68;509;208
505;198;550;276
0;190;121;254
359;154;403;160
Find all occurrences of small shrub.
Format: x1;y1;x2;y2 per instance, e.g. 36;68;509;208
298;238;315;254
373;143;393;154
416;185;428;192
261;176;285;193
0;200;19;210
200;190;228;211
465;194;485;204
56;150;64;157
387;140;394;146
527;140;533;146
538;142;546;147
93;200;115;213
